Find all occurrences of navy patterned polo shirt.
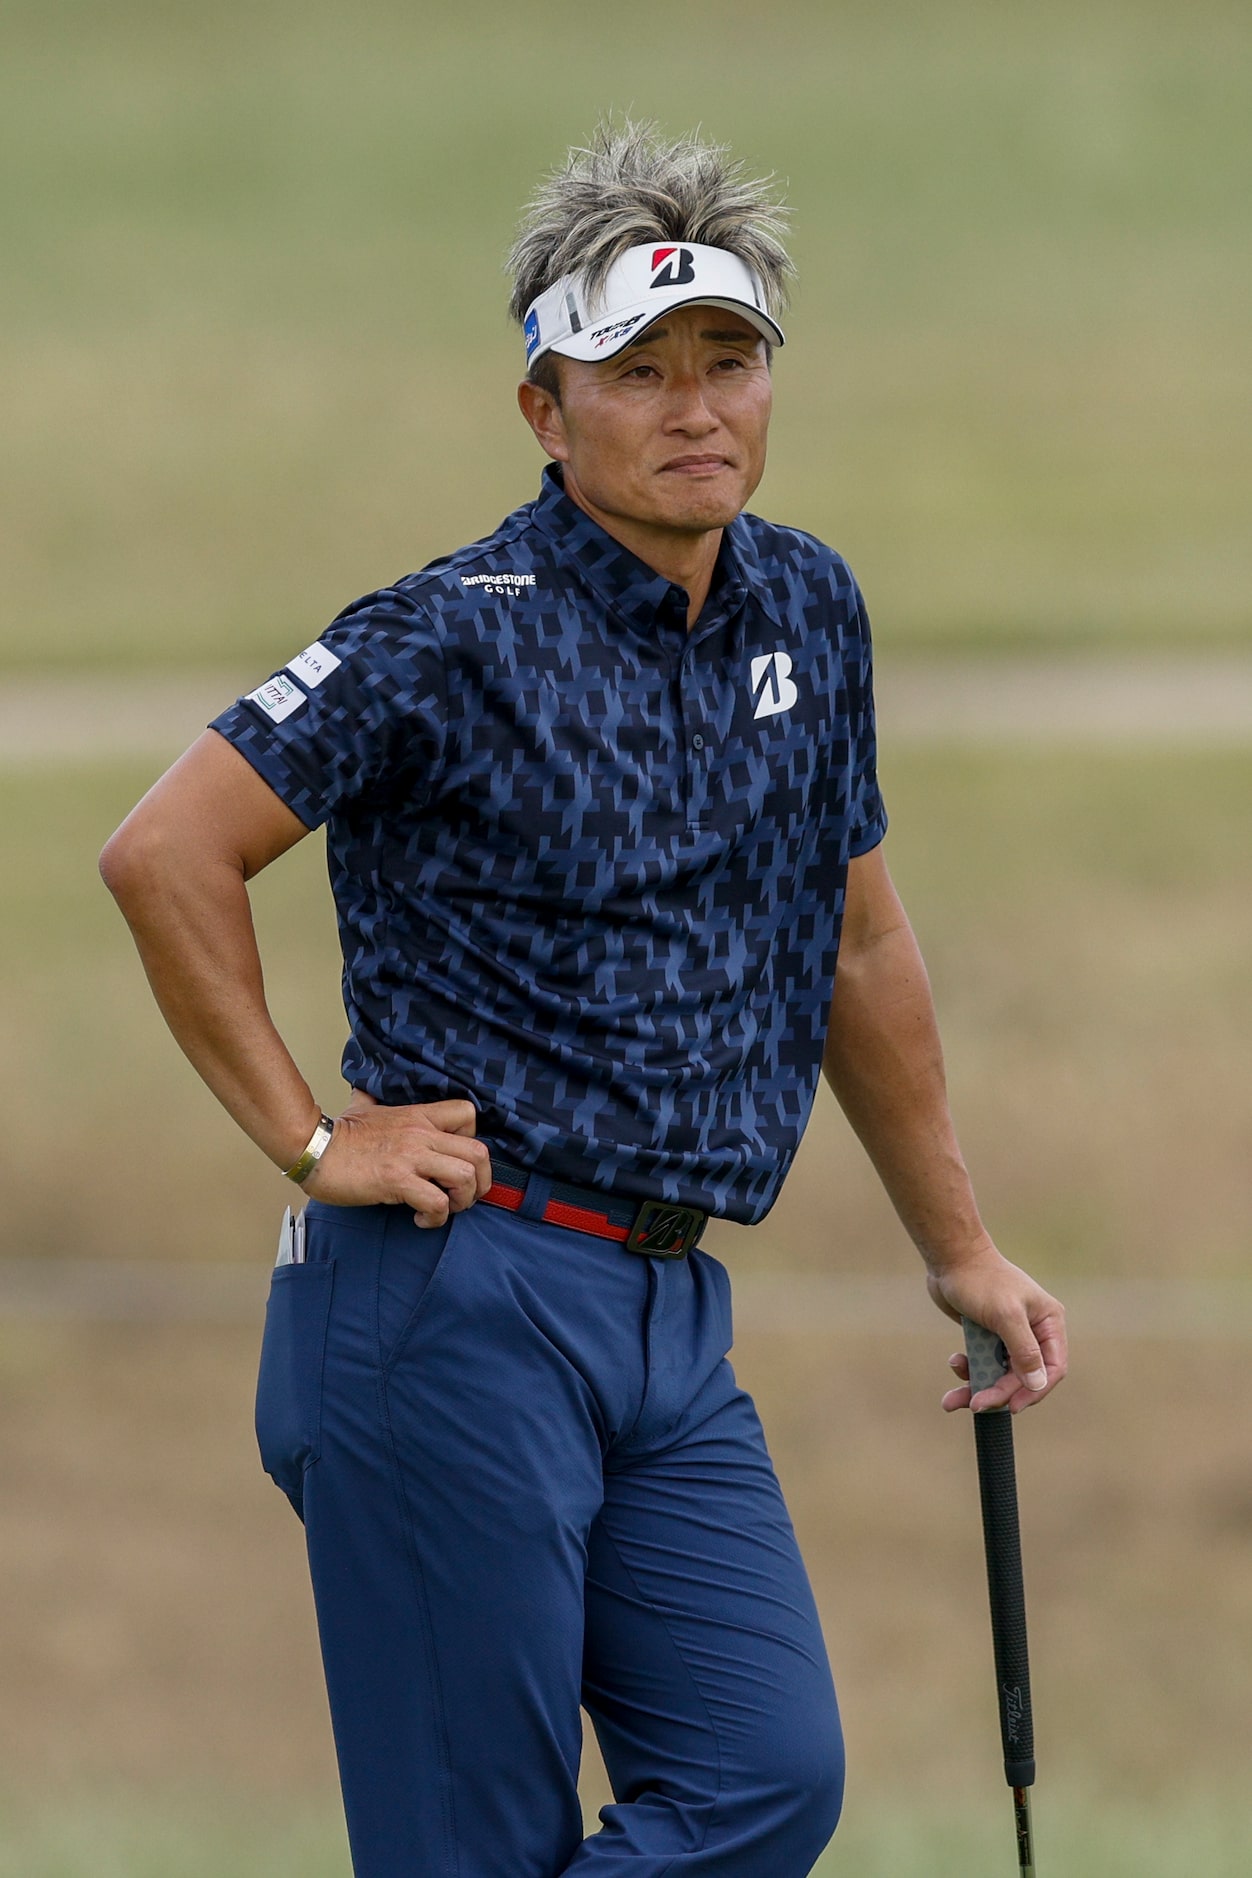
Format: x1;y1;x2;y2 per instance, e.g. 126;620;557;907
210;465;886;1225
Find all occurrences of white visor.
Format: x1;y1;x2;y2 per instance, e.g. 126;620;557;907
522;242;784;366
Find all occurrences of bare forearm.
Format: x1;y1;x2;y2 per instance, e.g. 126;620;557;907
102;839;320;1169
100;733;495;1228
822;921;988;1270
825;846;1067;1410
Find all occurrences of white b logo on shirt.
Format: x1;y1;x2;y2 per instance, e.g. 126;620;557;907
750;651;799;720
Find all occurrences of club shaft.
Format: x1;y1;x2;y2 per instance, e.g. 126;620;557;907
1013;1785;1036;1876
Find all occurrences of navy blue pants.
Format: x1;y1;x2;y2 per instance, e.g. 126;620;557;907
255;1185;844;1877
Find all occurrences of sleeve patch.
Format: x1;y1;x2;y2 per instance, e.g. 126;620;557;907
287;641;343;688
246;674;307;723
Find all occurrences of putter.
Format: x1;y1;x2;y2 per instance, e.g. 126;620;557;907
962;1318;1037;1877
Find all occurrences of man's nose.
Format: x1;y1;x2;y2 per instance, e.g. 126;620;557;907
663;373;718;432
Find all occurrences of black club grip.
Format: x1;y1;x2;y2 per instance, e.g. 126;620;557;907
971;1404;1036;1788
962;1318;1036;1790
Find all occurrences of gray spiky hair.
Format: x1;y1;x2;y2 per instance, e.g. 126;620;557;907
506;119;794;331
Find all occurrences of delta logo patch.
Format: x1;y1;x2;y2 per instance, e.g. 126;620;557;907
650;246;696;288
286;641;342;689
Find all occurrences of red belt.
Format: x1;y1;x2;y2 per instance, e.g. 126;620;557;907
481;1158;707;1260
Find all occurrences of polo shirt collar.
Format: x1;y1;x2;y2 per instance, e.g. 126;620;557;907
530;464;781;639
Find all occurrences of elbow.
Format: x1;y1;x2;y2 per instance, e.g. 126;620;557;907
100;811;243;915
99;821;146;907
830;940;876;1003
99;814;180;909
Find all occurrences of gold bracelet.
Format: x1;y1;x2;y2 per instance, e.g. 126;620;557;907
283;1114;335;1185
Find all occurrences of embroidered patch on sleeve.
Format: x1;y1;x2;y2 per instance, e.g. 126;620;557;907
245;674;306;723
286;642;343;688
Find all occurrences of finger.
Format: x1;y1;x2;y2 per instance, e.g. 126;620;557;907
399;1178;452;1229
970;1372;1020;1414
413;1133;492;1199
997;1305;1068;1409
979;1368;1062;1414
1003;1316;1049;1396
942;1381;972;1413
417;1099;479;1136
407;1147;485;1212
948;1352;970;1379
1034;1308;1069;1384
422;1131;493;1196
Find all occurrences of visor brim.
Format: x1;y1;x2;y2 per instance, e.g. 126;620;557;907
546;293;784;364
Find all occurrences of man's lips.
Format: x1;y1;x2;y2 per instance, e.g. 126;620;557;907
659;455;733;475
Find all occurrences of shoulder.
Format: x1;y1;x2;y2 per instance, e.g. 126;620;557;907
390;501;553;619
314;498;551;667
734;511;863;610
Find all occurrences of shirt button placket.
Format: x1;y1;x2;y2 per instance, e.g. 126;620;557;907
681;667;711;831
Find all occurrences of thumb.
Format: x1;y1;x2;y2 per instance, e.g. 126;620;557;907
1006;1324;1048;1394
419;1098;480;1136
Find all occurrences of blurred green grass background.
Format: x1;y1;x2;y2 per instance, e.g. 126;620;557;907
1;1787;1250;1877
4;0;1250;671
3;0;1251;1868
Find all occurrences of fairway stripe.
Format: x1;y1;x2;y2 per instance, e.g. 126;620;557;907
4;656;1252;764
876;654;1252;745
2;1259;1249;1336
727;1273;1252;1338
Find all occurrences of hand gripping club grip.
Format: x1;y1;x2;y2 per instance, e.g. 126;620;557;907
963;1319;1036;1790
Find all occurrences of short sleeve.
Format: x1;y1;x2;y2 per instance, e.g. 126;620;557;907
846;578;888;857
208;587;447;829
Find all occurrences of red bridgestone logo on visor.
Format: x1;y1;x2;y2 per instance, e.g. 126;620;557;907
650;246;696;288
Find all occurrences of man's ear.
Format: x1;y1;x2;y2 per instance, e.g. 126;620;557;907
517;379;570;462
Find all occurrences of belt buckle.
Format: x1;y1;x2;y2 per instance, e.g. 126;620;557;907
625;1200;704;1260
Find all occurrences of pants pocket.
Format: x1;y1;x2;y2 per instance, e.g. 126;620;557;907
255;1258;335;1516
378;1210;462;1375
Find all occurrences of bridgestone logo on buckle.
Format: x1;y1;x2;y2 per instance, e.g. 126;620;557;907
625;1201;705;1259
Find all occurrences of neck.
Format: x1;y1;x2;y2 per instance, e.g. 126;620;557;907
560;473;721;630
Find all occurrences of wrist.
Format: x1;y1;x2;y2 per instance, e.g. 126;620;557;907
919;1225;998;1277
280;1109;335;1185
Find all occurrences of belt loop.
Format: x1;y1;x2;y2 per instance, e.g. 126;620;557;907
517;1171;554;1223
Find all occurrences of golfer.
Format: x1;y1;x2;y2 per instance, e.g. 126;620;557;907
101;122;1066;1878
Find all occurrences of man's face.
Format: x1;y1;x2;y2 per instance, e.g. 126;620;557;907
519;305;773;540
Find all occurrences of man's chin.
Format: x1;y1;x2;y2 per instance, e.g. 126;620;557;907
572;470;753;540
651;480;747;534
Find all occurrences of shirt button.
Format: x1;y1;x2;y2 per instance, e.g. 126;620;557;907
692;733;705;751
